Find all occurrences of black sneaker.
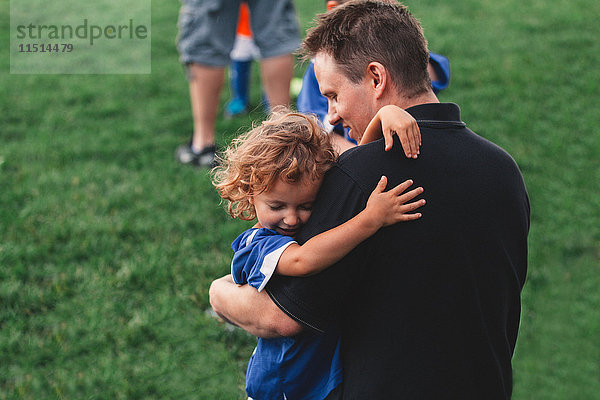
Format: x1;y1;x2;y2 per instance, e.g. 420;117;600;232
175;142;218;168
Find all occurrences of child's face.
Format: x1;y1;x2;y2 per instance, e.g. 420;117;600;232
250;178;322;237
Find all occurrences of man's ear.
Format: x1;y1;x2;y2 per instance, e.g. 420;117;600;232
367;62;387;99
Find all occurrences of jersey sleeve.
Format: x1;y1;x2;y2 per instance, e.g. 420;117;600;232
231;229;297;292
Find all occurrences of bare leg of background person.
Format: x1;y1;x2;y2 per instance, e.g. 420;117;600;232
260;53;294;109
188;63;225;151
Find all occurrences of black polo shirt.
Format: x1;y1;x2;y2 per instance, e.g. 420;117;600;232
266;103;530;399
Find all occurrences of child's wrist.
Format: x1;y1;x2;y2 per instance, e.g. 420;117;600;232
359;207;385;232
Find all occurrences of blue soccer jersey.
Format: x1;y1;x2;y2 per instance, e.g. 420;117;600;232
231;228;297;292
231;228;342;400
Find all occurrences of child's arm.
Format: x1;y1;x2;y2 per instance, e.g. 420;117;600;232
360;105;421;158
277;176;425;276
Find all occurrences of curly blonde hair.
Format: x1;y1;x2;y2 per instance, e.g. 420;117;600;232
213;108;337;220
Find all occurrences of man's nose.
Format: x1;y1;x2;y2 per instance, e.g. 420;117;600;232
327;105;340;126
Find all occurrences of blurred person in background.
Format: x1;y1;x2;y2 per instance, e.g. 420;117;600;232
223;2;262;118
175;0;300;168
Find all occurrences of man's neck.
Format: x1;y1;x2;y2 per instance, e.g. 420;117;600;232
389;90;440;110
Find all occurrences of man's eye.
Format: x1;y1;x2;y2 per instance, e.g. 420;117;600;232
299;205;312;211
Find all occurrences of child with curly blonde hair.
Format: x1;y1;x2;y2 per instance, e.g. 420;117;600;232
212;108;424;400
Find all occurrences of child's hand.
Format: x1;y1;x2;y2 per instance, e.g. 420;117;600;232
365;176;425;228
360;105;421;158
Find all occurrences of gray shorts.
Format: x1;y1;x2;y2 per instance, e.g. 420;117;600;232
177;0;300;67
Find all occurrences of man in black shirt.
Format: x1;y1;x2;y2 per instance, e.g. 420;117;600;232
210;1;530;398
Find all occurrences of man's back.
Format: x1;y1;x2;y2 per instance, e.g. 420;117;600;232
268;103;530;399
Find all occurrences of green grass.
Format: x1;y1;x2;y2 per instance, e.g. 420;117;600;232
1;0;599;398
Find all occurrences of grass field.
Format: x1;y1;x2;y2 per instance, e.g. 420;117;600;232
1;0;599;398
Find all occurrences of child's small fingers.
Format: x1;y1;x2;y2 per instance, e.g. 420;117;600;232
375;175;388;192
399;198;426;212
399;212;423;221
410;136;418;159
397;187;424;202
405;126;415;157
389;179;414;195
384;130;394;151
398;133;411;158
412;123;421;157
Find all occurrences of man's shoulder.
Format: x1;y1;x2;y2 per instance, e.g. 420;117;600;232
335;140;384;178
333;138;405;194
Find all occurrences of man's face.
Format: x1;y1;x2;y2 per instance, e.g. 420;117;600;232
314;52;378;143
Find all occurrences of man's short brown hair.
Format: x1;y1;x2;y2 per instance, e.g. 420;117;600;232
303;0;431;97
